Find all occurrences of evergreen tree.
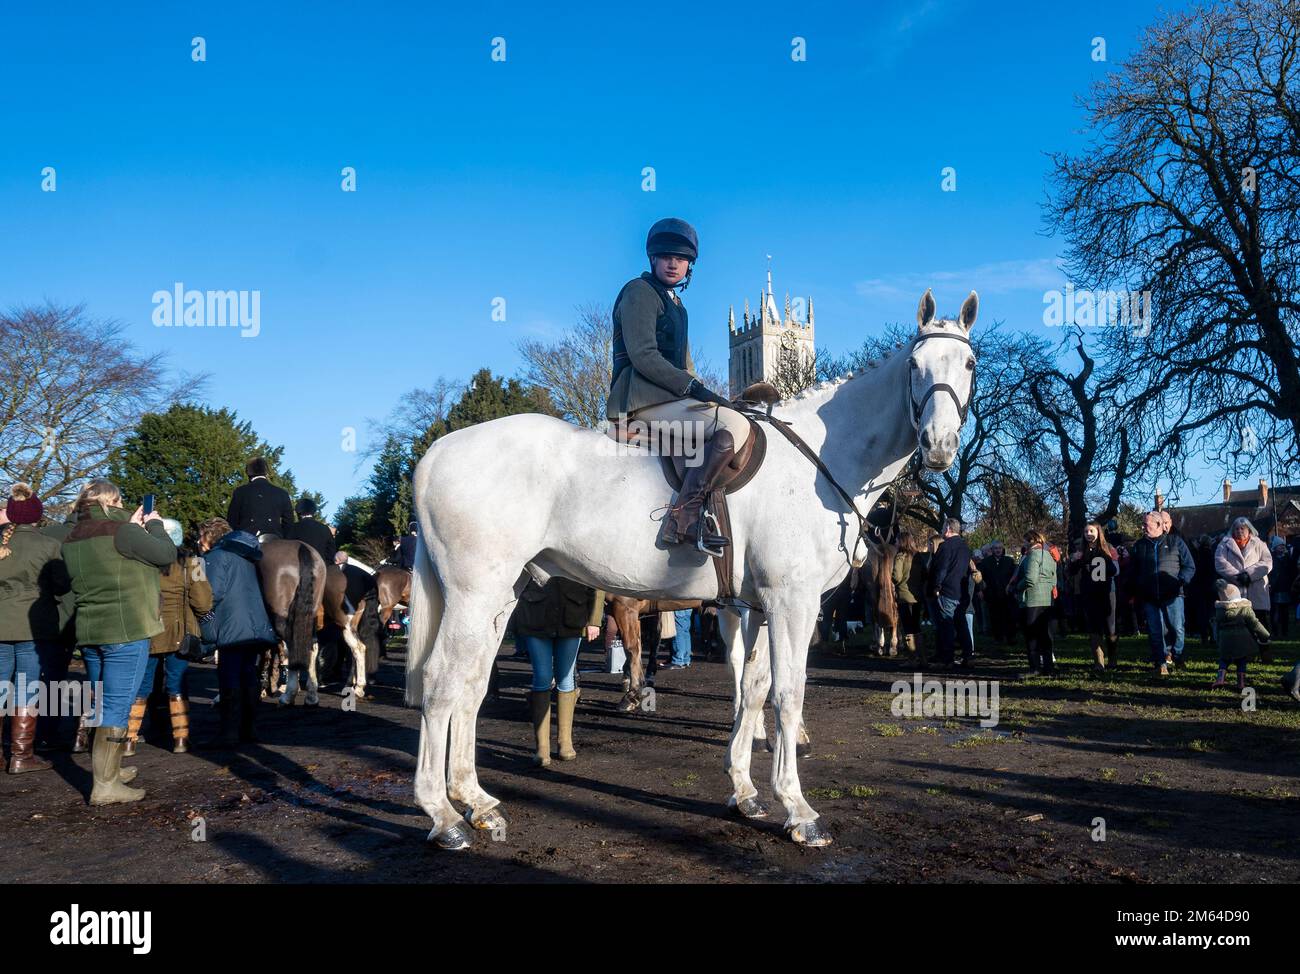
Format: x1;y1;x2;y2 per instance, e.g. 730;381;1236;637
108;404;299;534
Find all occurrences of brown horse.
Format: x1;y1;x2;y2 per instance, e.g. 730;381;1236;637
375;566;411;629
257;541;370;704
606;596;704;712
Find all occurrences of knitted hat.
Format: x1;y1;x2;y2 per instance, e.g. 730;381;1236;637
5;484;43;524
161;517;184;547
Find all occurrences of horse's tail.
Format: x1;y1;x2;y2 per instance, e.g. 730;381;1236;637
404;533;443;707
878;544;898;627
286;543;318;672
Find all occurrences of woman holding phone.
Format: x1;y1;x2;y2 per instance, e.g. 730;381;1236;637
61;480;176;805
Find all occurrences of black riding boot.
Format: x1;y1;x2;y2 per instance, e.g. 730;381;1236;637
239;686;261;744
657;429;737;553
213;692;239;748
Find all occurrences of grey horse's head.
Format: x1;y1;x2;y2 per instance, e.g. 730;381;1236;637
908;289;978;470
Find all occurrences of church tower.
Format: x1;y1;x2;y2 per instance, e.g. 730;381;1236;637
727;257;815;397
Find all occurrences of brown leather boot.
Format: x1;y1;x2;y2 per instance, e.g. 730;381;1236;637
658;429;737;552
8;710;52;774
124;697;147;756
168;695;190;754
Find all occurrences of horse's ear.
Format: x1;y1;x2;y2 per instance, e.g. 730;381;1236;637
916;289;936;331
959;290;979;331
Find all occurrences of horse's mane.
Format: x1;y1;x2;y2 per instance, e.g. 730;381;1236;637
786;321;960;405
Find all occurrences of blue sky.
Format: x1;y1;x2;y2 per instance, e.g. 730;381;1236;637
0;0;1239;511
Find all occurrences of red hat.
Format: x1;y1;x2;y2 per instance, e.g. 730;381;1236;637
5;484;43;525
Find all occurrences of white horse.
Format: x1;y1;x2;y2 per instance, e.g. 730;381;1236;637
405;288;978;849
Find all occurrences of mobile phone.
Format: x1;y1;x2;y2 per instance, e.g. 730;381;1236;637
142;494;156;516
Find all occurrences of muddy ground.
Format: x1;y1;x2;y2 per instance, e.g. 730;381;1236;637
3;631;1299;884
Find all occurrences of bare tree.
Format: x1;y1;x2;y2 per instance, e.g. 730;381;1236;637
769;344;820;399
0;303;198;506
1046;0;1300;475
517;303;613;429
360;377;458;466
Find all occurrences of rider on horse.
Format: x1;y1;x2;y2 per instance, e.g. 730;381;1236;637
608;218;752;556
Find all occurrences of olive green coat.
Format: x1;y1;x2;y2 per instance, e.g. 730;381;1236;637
892;550;926;604
61;507;177;646
0;525;71;642
1214;599;1269;661
606;275;697;418
514;578;605;639
150;554;214;655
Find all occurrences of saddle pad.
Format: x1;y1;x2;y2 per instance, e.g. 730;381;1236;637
658;420;766;495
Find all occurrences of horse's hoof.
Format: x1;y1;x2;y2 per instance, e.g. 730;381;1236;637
796;742;812;759
468;807;507;833
277;696;293;708
731;797;768;819
304;696;320;708
789;819;833;847
429;820;474;850
619;694;639;713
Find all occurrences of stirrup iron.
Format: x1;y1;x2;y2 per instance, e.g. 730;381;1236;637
695;510;728;558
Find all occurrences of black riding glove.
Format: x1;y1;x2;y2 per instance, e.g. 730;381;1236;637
686;378;731;408
1237;572;1250;587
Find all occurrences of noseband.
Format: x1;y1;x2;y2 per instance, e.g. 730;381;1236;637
908;330;974;431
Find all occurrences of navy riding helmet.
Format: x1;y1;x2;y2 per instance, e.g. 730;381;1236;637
646;218;698;289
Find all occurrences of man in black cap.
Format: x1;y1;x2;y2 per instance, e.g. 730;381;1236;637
286;496;336;566
608;218;750;557
226;457;294;541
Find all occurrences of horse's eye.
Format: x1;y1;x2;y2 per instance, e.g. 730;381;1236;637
966;358;976;370
908;357;918;370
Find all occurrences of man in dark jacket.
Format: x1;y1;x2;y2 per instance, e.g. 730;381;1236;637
226;457;293;540
1129;510;1196;674
928;518;973;667
199;520;276;745
286;498;336;565
978;541;1017;643
396;523;417;570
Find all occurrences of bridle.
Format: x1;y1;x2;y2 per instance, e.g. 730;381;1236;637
908;329;975;431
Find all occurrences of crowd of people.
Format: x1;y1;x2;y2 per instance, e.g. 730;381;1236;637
0;459;408;805
821;509;1298;686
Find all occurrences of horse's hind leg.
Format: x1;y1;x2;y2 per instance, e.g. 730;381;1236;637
419;585;516;850
341;624;368;700
304;641;320;706
447;631;508;835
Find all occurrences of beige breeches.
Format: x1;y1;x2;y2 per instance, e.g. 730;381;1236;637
629;398;751;451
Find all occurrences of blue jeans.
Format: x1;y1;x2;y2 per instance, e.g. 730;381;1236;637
672;609;694;666
80;640;150;728
0;640;44;709
137;653;189;698
1144;598;1185;666
520;635;580;692
935;596;973;663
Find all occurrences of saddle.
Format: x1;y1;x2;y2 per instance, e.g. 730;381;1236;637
604;382;778;600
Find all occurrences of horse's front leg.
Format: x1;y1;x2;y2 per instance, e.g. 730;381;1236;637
613;603;643;712
766;595;831;846
723;609;772;819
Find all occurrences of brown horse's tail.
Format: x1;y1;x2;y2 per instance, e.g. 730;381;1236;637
878;544;898;627
286;543;318;673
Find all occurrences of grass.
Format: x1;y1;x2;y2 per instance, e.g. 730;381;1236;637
806;784;878;801
871;722;904;737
